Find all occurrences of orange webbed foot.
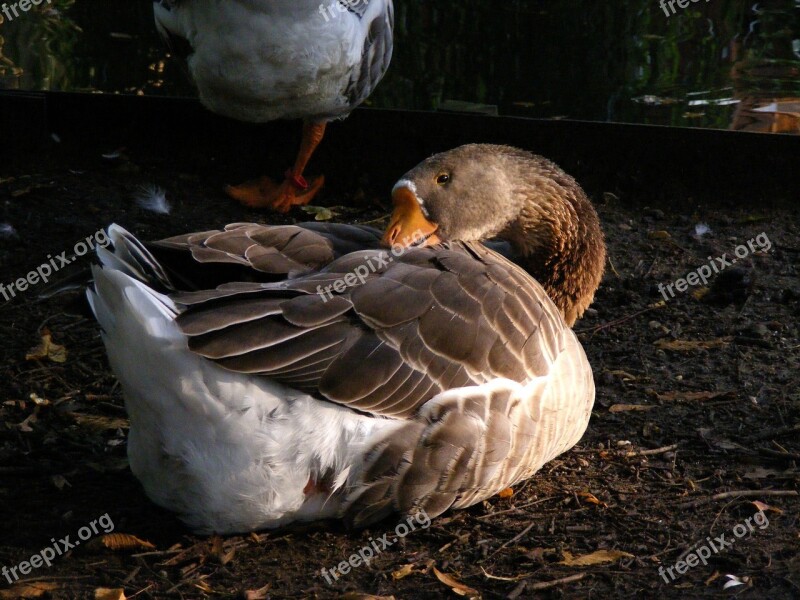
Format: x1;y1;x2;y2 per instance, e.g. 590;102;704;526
225;174;325;213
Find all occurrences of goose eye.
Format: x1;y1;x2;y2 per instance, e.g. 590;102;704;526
436;173;451;185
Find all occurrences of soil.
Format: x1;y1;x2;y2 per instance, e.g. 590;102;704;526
0;144;798;600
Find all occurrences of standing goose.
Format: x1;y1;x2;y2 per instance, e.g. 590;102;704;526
88;144;605;533
153;0;394;211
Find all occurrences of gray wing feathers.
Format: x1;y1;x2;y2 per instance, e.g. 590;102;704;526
345;1;394;108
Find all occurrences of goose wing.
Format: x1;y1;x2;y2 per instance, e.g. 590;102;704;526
160;226;563;419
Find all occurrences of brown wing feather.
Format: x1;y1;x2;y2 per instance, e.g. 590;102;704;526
171;238;563;419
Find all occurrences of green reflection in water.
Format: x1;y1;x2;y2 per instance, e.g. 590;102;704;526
0;0;798;132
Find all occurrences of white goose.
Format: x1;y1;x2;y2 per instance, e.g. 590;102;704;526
88;144;606;533
153;0;394;211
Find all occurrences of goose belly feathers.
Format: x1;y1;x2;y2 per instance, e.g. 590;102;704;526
153;0;394;123
88;145;604;533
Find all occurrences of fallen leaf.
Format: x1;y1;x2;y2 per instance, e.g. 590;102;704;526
654;337;732;351
609;404;653;413
209;535;235;565
91;533;155;551
94;589;126;600
606;370;638;381
392;564;415;580
558;549;634;566
243;584;271;600
655;390;734;402
68;413;129;430
751;500;783;514
29;393;49;406
26;329;67;363
648;230;671;240
497;487;514;499
301;205;336;221
692;287;710;300
339;594;396;600
433;567;481;599
0;582;59;598
578;492;608;508
704;570;722;586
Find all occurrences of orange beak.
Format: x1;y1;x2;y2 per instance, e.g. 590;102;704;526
381;186;441;248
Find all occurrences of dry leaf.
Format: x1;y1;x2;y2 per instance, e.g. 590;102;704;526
751;500;783;514
433;567;480;599
29;392;49;405
648;230;671;240
92;533;155;551
301;205;336;221
655;390;733;402
606;370;638;381
68;413;130;430
692;287;710;300
392;564;416;580
578;492;608;508
497;487;514;499
654;337;732;351
339;594;396;600
243;584;271;600
26;329;67;363
0;582;59;598
558;549;634;566
94;589;126;600
209;535;236;565
609;404;653;413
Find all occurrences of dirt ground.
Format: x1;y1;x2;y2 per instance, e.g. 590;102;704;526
0;143;798;600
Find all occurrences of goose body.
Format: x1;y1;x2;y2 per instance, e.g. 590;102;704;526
88;145;605;533
153;0;394;211
154;0;393;122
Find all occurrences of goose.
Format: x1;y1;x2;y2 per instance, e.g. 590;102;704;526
88;144;606;533
153;0;394;211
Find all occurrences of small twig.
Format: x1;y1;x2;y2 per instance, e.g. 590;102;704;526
528;573;587;590
354;213;391;226
677;489;798;509
576;301;665;336
748;423;800;442
477;496;557;520
757;447;800;462
637;444;679;456
485;522;535;559
130;549;184;559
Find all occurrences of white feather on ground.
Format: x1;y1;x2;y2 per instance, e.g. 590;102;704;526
134;185;171;215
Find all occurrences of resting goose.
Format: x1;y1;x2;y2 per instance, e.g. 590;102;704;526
88;144;605;533
153;0;394;211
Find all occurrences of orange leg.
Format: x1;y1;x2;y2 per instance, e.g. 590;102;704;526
225;120;327;213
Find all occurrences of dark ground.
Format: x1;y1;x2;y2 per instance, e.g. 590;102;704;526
0;142;798;599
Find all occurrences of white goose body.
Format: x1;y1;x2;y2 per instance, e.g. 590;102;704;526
88;145;604;533
153;0;394;122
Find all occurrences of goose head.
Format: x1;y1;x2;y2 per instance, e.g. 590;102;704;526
382;144;606;326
